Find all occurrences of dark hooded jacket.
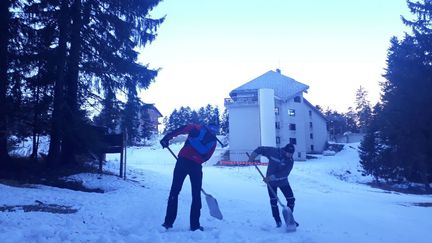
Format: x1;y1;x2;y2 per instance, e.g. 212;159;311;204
252;146;294;186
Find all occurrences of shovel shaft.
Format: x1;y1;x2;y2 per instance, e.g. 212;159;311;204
166;146;178;160
255;165;285;207
246;152;285;207
215;137;227;148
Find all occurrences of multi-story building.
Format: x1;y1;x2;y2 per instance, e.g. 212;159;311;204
138;103;163;136
225;69;327;161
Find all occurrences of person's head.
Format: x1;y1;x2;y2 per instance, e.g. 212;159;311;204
282;143;295;157
207;123;219;135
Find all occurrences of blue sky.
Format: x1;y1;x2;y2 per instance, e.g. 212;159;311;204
138;0;411;117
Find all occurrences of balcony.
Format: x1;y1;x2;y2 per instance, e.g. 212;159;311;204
225;90;259;107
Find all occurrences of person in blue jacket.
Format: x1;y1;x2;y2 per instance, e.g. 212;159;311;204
160;123;219;231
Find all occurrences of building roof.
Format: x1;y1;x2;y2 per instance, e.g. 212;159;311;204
229;70;309;100
142;103;163;117
303;98;327;121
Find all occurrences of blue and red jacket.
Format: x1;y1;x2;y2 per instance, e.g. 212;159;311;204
163;124;217;164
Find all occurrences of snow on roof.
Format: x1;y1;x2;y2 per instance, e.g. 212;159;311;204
229;70;309;100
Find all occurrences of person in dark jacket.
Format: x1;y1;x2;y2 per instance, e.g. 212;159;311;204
248;143;296;227
160;123;219;231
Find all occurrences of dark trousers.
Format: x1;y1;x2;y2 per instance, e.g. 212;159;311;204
267;183;295;223
164;157;203;228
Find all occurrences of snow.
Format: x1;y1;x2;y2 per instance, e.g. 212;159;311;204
1;142;432;243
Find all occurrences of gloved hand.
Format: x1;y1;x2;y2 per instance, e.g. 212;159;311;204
247;152;257;162
160;138;169;148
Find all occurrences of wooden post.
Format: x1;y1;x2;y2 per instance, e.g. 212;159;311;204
119;132;124;178
123;132;127;179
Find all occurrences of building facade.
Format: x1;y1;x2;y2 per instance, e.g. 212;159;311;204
138;103;163;136
225;69;327;161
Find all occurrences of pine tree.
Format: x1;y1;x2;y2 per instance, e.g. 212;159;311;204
0;0;164;166
345;107;359;133
46;0;70;165
122;89;141;145
61;0;83;163
0;0;40;162
178;106;194;125
207;105;220;126
359;128;380;182
0;0;12;162
361;0;432;189
197;107;207;125
162;105;223;135
354;86;372;132
139;105;154;141
163;109;179;133
1;0;60;162
324;109;351;141
93;87;121;132
220;108;229;135
38;0;164;164
359;104;385;182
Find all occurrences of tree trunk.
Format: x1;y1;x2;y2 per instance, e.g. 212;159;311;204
30;85;40;160
0;0;11;163
62;0;82;164
47;0;69;166
418;160;431;192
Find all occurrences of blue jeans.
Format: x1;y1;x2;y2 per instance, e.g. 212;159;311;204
163;157;203;228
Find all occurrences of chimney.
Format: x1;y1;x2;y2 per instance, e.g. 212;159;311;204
276;68;281;74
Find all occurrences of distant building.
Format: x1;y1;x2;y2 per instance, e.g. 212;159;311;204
224;69;328;161
138;103;163;136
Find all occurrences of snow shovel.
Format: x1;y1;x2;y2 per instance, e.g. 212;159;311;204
201;188;223;220
166;146;223;220
247;152;296;232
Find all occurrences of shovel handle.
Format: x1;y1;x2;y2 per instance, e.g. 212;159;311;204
166;146;213;198
246;152;285;207
246;152;266;178
166;146;178;160
215;137;227;148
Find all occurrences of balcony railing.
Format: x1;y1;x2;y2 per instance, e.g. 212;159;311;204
224;96;258;106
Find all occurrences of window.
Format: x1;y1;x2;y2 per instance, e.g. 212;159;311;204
289;138;297;145
289;123;296;131
294;96;301;103
288;109;295;116
274;107;280;115
276;136;280;144
309;122;313;129
297;152;301;158
311;145;315;151
310;133;313;139
275;122;281;129
309;110;312;117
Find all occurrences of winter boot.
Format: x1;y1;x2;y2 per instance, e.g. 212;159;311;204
190;226;204;231
162;223;172;230
276;221;282;228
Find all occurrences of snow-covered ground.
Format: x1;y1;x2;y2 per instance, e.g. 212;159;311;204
1;142;431;243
